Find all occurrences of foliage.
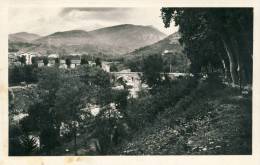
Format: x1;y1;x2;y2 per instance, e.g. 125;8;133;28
125;77;197;130
110;63;118;72
9;124;39;155
43;57;49;66
95;58;102;67
65;58;71;68
55;58;60;66
9;65;38;85
161;8;253;85
141;54;164;88
112;89;129;111
80;57;88;65
19;55;26;65
19;135;39;155
37;67;61;97
31;57;38;67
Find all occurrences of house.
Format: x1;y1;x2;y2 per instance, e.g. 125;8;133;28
59;59;67;69
48;54;59;59
47;58;56;67
37;60;44;67
101;62;111;72
70;56;81;68
88;60;96;67
47;54;59;67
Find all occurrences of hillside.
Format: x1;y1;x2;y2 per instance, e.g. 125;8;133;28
8;32;41;52
9;32;41;43
126;32;182;57
124;32;190;72
16;24;166;56
116;78;252;155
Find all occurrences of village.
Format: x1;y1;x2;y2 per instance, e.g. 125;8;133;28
8;52;111;71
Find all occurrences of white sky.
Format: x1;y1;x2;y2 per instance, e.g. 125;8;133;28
8;7;178;36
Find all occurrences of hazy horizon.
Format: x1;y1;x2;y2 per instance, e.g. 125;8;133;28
9;24;171;37
9;7;178;36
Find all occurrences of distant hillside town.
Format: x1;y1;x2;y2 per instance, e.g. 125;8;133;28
8;52;112;72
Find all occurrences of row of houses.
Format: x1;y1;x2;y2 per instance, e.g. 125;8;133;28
8;52;112;71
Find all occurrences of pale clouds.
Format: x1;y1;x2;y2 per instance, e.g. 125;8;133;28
9;7;178;36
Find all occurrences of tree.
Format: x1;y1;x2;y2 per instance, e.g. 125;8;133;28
37;67;61;98
19;55;26;65
95;58;102;67
9;66;24;85
54;76;91;155
141;54;164;88
110;63;118;72
24;65;38;83
20;99;60;153
31;57;38;67
43;57;49;66
161;8;253;86
55;58;60;67
80;57;88;65
66;58;71;68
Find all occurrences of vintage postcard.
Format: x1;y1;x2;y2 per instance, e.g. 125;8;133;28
0;0;259;165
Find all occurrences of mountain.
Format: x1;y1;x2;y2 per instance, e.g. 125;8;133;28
9;32;41;43
123;32;190;72
126;32;182;57
15;24;166;56
8;32;41;52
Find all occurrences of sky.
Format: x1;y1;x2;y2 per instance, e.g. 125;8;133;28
8;7;178;36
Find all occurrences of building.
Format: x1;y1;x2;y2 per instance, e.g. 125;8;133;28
48;54;59;59
18;52;41;65
47;59;56;67
70;56;81;68
71;59;81;68
101;62;110;72
59;59;67;69
8;52;21;66
47;54;59;67
37;60;44;67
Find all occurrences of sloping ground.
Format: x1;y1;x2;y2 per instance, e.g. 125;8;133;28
116;80;252;155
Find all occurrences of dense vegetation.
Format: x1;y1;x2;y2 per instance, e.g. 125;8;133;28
161;8;253;87
9;65;129;155
116;76;251;154
9;65;38;86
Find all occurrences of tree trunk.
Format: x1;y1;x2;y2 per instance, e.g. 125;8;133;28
237;32;253;84
230;37;243;90
221;59;227;79
221;37;239;86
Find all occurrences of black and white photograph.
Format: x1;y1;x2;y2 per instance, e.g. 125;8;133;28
7;7;253;156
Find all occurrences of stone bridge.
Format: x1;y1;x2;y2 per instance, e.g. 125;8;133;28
110;72;190;81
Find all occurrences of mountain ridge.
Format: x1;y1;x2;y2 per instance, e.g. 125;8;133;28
9;32;41;43
9;24;166;56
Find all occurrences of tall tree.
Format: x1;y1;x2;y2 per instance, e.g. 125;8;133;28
19;55;26;65
43;57;49;66
95;58;102;67
142;54;164;88
161;8;253;86
66;58;71;68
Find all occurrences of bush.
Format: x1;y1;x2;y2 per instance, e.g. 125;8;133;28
9;65;38;86
125;76;198;130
